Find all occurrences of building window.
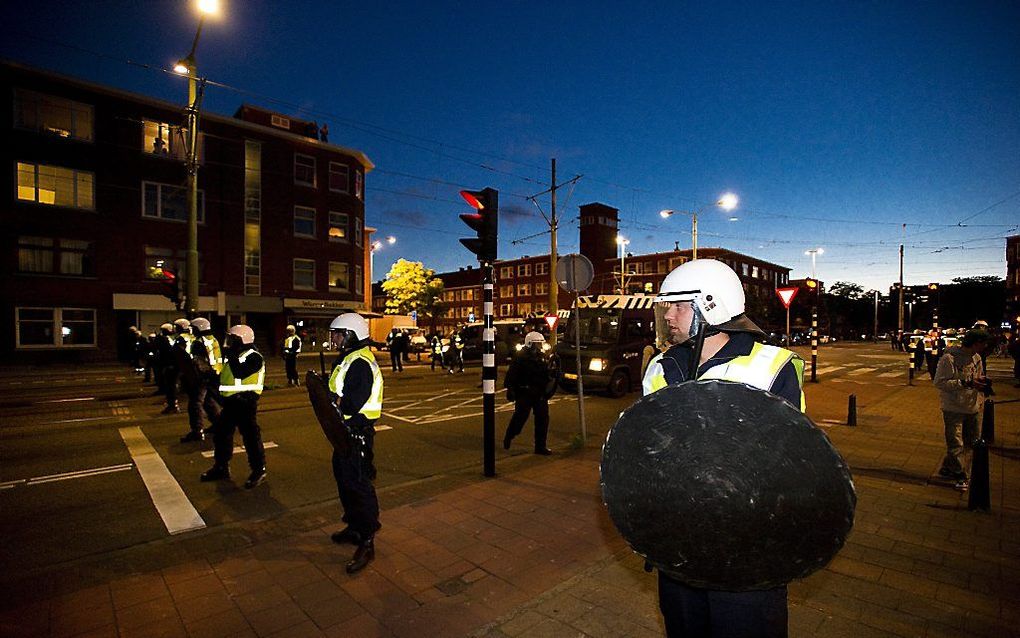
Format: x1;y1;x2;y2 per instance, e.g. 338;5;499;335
329;262;350;292
518;303;532;316
294;153;316;187
271;114;290;129
517;284;531;296
328;211;348;242
354;264;363;295
354;217;363;247
17;162;94;209
657;260;667;274
16;307;96;349
14;89;93;141
535;281;548;295
752;265;759;278
143;120;201;160
517;264;531;277
500;266;513;279
535;262;548;276
244;140;262;296
500;285;513;298
144;246;201;285
293;259;316;290
742;263;749;277
294;206;316;238
355;170;363;200
142;181;205;222
329;162;349;193
669;257;684;269
499;303;513;316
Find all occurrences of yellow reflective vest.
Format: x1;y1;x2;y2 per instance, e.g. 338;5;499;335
200;335;223;374
643;342;806;412
218;349;265;396
284;334;302;355
329;346;384;420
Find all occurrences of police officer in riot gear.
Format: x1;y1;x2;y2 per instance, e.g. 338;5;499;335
503;331;558;455
283;324;302;386
429;334;444;371
157;322;180;412
447;330;465;373
326;313;384;574
641;259;805;638
180;317;223;443
200;325;267;489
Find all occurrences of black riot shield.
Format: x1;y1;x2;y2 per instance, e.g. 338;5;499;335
305;370;353;455
173;344;200;390
601;380;855;591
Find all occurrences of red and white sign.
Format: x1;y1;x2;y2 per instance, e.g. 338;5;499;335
544;314;559;331
775;287;798;309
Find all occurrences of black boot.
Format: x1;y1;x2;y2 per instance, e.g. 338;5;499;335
200;465;230;482
346;538;375;574
503;431;513;450
534;447;553;456
180;430;204;443
331;527;362;546
244;467;267;489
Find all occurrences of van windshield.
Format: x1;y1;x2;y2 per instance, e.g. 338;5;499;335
566;308;622;345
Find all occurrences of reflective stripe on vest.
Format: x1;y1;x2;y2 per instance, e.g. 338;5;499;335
329;346;384;420
202;335;223;374
178;333;195;354
218;349;265;395
285;335;302;353
641;343;806;412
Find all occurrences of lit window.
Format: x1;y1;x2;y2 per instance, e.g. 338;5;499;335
294;206;316;238
143;120;201;160
500;266;513;279
293;259;316;290
329;262;350;292
500;285;513;297
14;89;93;141
535;282;548;295
141;181;204;222
16;307;96;349
329;162;349;193
518;303;532;316
295;154;316;187
17;162;94;209
328;211;348;242
517;284;531;296
271;114;291;129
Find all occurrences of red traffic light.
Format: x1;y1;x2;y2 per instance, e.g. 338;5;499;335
460;190;486;210
458;187;498;263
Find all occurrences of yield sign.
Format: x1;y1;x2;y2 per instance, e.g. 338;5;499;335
544;314;559;331
776;287;798;309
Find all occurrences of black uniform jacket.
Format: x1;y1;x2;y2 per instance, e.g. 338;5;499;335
224;348;264;402
654;332;801;408
504;348;555;401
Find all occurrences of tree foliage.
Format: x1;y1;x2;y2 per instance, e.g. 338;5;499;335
381;260;447;327
828;281;866;300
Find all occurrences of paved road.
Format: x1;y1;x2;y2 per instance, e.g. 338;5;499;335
1;343;1015;577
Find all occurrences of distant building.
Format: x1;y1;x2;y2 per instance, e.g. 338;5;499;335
1;61;374;362
374;202;792;333
1006;235;1019;327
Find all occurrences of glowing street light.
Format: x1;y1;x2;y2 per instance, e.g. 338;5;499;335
659;192;739;259
616;234;630;293
370;235;397;283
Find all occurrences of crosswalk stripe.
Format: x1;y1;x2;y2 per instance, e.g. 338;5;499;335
813;366;844;375
847;367;877;376
201;441;279;459
120;426;205;535
877;371;901;378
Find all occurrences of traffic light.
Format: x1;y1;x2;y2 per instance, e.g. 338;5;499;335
804;278;818;291
458;187;498;263
148;264;181;309
928;283;938;291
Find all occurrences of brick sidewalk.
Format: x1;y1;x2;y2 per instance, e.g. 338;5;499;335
2;375;1019;637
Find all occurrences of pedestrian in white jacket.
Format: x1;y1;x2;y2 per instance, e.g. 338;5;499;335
933;328;991;482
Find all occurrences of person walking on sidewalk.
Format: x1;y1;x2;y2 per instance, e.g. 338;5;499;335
933;328;991;485
282;324;302;386
386;328;404;372
326;313;384;574
429;334;445;371
200;325;267;489
447;330;465;373
503;331;559;455
640;259;805;638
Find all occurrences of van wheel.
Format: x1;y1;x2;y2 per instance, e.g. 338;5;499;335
606;370;629;398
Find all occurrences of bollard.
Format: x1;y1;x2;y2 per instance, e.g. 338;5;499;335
968;439;990;511
847;394;857;427
982;399;995;445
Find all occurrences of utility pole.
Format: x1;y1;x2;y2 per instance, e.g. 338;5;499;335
548;159;558;345
898;242;904;333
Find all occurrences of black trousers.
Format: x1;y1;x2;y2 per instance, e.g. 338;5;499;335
447;350;464;372
285;355;299;383
390;350;403;372
331;422;380;538
162;366;179;407
505;394;549;449
185;382;206;431
430;352;443;370
658;573;788;638
213;395;265;472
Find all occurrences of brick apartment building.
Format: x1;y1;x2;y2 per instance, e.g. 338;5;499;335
2;61;375;362
374;203;792;334
1007;235;1020;326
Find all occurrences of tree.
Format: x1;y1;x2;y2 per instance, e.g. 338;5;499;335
828;281;865;301
381;259;448;332
823;281;872;339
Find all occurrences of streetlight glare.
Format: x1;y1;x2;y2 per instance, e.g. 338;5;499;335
197;0;221;16
173;61;190;74
659;210;673;219
386;235;396;244
717;193;739;211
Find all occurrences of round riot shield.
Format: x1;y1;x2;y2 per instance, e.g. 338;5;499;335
601;380;855;591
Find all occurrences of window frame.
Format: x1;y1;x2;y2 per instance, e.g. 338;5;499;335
15;307;97;349
329;261;350;293
354;264;363;295
517;264;532;277
354;217;363;248
293;206;317;239
535;262;548;276
294;153;317;187
328;211;349;243
13;89;94;142
499;266;513;279
141;181;205;223
328;162;350;194
17;162;95;210
293;258;316;291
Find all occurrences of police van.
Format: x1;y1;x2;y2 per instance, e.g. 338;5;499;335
459;319;530;362
555;294;658;397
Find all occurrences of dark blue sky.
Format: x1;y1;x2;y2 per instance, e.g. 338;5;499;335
4;1;1018;291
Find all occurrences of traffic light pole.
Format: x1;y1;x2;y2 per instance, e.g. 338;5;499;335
481;263;496;477
810;305;818;383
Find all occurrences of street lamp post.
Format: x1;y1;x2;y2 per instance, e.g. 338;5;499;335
369;235;396;284
173;0;220;318
616;235;630;293
805;247;823;383
660;193;739;260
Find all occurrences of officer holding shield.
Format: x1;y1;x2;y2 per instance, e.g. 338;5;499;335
641;259;805;637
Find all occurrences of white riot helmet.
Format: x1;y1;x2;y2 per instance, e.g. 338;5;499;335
227;324;255;346
190;317;211;334
160;322;173;334
655;259;763;339
524;331;546;347
286;324;296;334
173;318;191;333
330;313;369;351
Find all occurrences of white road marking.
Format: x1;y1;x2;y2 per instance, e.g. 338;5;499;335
43;416;113;425
1;463;135;491
119;426;205;535
375;424;393;432
847;367;877;376
382;412;418;423
38;397;94;404
387;389;466;413
201;441;278;459
877;371;901;378
813;366;844;375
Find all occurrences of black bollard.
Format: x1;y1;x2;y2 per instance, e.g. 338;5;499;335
982;399;995;445
968;439;991;511
847;394;857;427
